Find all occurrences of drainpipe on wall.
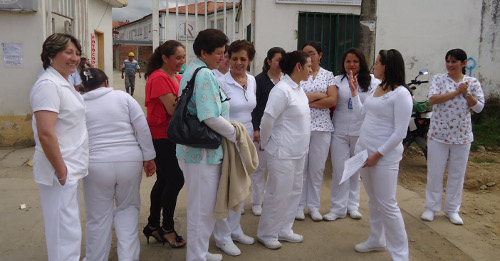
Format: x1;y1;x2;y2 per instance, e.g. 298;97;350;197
359;0;377;66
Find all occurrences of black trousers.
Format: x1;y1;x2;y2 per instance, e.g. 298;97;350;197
147;138;184;230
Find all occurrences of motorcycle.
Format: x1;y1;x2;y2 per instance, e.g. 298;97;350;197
403;69;431;159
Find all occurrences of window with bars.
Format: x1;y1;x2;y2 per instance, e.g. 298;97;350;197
298;12;360;74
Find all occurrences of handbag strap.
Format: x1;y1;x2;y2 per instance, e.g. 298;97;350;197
178;66;208;116
186;66;208;92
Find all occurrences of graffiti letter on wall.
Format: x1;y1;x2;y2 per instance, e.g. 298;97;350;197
466;57;476;76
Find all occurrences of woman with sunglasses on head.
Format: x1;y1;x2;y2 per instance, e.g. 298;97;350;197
143;40;187;248
324;48;380;222
81;68;156;261
349;49;412;260
30;33;87;261
257;50;312;250
176;29;233;261
296;41;337;221
421;49;484;225
213;40;257;256
250;47;286;216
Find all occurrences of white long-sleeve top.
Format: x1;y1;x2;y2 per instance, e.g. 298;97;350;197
260;74;311;159
353;86;412;165
332;74;380;136
83;87;156;163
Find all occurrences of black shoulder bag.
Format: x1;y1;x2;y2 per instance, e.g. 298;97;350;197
167;67;222;149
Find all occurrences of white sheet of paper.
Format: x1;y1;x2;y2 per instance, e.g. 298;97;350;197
339;149;368;185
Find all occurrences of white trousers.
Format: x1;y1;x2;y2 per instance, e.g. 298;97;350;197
425;139;471;214
257;152;305;241
213;201;245;244
329;134;361;214
179;153;221;261
38;175;81;261
361;162;409;261
251;144;268;206
83;161;142;261
298;131;331;212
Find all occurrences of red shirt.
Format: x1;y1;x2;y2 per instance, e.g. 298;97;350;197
145;70;182;139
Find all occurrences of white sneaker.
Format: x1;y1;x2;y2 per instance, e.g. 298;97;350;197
257;238;282;249
252;204;262;216
216;241;241;256
348;210;363;220
310;210;323;221
323;212;346;221
206;252;223;261
295;210;305;220
354;241;386;253
232;233;255;245
278;233;303;243
445;212;464;225
421;209;435;221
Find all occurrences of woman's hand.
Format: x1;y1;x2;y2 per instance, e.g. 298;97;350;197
457;82;469;95
253;130;260;143
363;152;383;168
58;168;67;186
143;160;156;177
348;70;358;97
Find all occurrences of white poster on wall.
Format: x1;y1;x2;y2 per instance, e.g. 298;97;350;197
276;0;361;5
178;21;196;41
2;43;22;68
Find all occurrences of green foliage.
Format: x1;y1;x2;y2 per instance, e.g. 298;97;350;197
471;93;500;151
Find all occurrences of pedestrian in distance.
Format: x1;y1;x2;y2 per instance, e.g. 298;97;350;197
143;40;187;248
30;33;88;261
421;48;485;225
349;49;412;260
80;68;156;261
121;52;142;96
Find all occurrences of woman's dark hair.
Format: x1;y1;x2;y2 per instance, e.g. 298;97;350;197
193;29;228;56
262;47;286;72
41;33;82;69
80;68;108;91
302;41;322;55
340;48;371;92
145;40;184;79
445;48;467;75
279;50;308;75
378;49;410;93
227;40;255;61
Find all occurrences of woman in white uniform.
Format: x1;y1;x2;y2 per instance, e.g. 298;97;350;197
81;68;156;261
350;49;412;260
257;50;312;250
324;48;380;221
30;33;88;261
296;41;337;221
213;40;257;256
250;47;286;216
421;49;484;225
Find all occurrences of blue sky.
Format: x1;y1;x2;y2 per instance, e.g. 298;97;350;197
112;0;199;21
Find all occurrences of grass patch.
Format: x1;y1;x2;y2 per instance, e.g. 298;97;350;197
470;157;496;164
471;93;500;151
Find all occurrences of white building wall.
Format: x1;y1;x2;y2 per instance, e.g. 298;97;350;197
252;1;360;74
375;0;486;100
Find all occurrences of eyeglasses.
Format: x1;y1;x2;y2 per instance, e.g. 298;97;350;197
308;52;318;57
219;86;231;103
242;86;248;101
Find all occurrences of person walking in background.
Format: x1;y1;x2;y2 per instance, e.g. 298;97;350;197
324;48;380;222
349;49;412;260
121;52;142;96
176;29;232;261
30;33;88;261
421;48;484;225
296;41;337;222
80;68;156;261
257;50;312;250
250;47;286;216
213;40;257;256
142;40;187;248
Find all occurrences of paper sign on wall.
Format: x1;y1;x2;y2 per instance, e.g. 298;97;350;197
2;43;23;68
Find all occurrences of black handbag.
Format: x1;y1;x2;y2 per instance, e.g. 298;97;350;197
167;66;222;149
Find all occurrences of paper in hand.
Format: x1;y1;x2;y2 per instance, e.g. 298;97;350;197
339;150;368;185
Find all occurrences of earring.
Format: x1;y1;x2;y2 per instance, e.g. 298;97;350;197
50;60;53;64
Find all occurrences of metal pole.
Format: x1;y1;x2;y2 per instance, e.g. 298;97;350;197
185;0;189;62
205;0;208;29
232;0;236;41
214;0;217;29
195;0;198;35
153;0;160;50
176;0;179;40
223;0;227;34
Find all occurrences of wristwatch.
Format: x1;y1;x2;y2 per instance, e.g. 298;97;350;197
464;92;471;98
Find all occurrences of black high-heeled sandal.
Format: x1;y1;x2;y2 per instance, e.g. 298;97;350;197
162;229;186;248
143;225;165;245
